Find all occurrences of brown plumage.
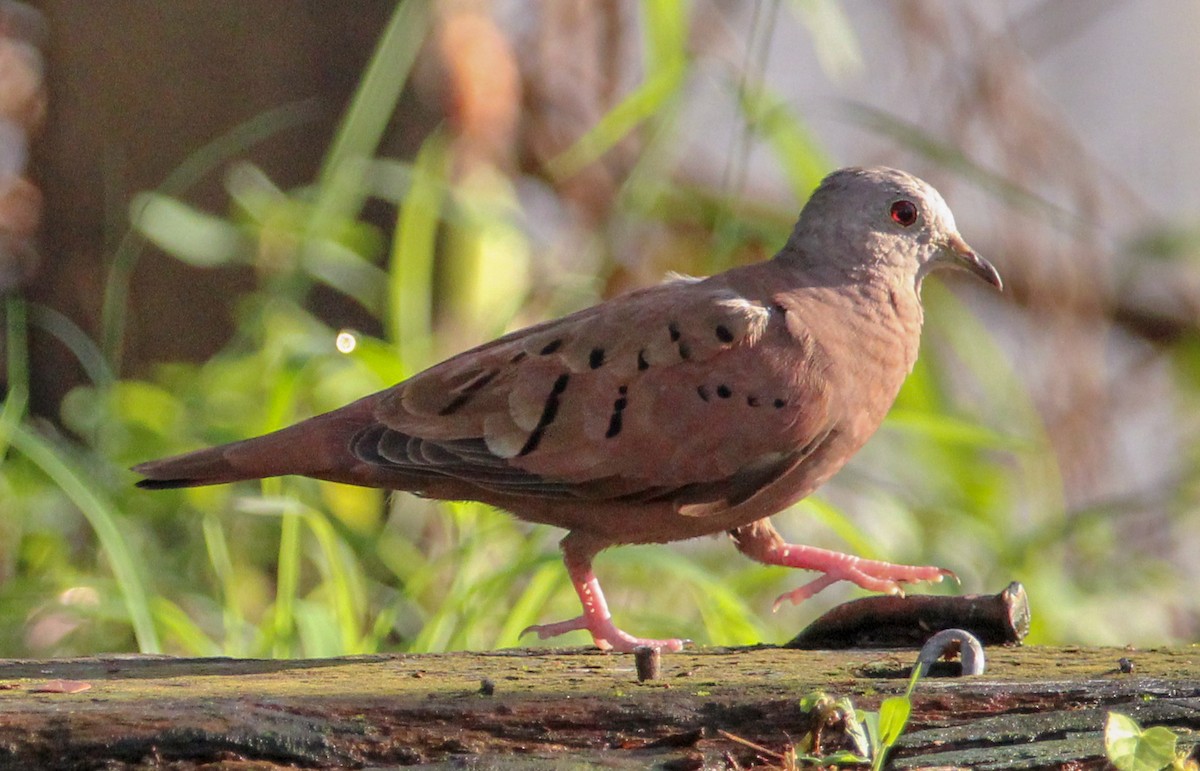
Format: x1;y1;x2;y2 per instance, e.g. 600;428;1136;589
134;167;1002;652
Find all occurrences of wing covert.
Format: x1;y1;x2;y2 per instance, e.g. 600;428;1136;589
354;272;835;509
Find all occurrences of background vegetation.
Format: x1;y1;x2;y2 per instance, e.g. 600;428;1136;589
1;1;1195;657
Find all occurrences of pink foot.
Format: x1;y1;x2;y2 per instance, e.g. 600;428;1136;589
522;615;685;653
731;520;956;610
769;555;955;610
523;535;686;653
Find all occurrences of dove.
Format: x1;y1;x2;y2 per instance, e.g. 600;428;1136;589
134;166;1002;653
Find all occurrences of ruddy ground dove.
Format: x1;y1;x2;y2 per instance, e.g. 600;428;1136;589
135;167;1002;652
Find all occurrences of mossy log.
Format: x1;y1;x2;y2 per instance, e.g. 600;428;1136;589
0;646;1196;769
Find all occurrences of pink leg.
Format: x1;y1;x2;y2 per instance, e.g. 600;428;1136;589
731;520;955;611
522;534;685;653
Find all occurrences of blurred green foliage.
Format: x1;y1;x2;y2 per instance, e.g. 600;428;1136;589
0;1;1154;658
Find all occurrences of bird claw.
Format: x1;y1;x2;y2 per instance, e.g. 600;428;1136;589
770;557;952;611
521;616;590;640
772;573;838;611
521;615;685;653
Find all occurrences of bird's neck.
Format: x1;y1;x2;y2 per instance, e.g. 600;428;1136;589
773;249;925;371
775;245;919;301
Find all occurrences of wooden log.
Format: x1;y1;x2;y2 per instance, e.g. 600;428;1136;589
0;646;1195;769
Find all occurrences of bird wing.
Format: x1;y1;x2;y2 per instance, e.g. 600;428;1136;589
355;273;836;508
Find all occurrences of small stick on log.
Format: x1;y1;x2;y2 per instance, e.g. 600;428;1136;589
786;582;1029;649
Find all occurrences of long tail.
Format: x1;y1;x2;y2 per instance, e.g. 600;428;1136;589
132;396;378;489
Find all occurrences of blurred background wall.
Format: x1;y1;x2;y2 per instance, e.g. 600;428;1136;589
28;1;403;410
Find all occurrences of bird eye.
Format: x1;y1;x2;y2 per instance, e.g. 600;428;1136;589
889;199;918;227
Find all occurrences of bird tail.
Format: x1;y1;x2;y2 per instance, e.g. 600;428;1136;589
132;396;377;489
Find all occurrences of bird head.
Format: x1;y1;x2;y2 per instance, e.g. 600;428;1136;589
787;167;1003;292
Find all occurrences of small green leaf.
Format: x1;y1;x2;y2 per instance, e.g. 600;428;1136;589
1105;712;1179;771
886;408;1025;450
861;709;880;754
736;84;830;204
131;192;248;267
225;161;285;222
546;64;685;179
799;690;831;713
298;238;388;315
1125;221;1200;262
877;694;913;747
786;0;862;77
821;751;871;765
843;707;871;759
314;0;431;224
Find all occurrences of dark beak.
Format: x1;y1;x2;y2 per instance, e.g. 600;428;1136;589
946;233;1002;291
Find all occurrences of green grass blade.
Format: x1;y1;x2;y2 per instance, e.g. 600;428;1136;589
0;296;30;459
389;132;448;367
298;238;389;316
877;694;913;748
364;601;401;650
201;512;247;656
643;0;690;72
737;84;830;203
27;303;115;389
130;192;249;268
302;506;364;654
495;559;563;648
549;0;689;179
152;597;220;657
267;479;300;658
102;99;321;372
885;408;1025;450
548;65;687;180
294;601;342;657
313;0;431;228
786;0;862;77
6;423;161;653
273;511;302;658
794;497;885;561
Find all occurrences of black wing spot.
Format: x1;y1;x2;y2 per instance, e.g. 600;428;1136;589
747;395;760;407
519;426;546;456
510;351;528;364
697;385;710;402
678;342;691;361
618;385;628;395
637;350;649;371
438;393;472;416
539;339;563;355
716;385;732;399
715;325;733;343
531;396;561;434
438;370;498;415
668;322;681;342
518;375;571;457
464;370;498;391
774;398;787;409
589;347;606;369
605;394;628;439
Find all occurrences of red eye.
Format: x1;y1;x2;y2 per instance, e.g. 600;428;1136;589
890;200;918;227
